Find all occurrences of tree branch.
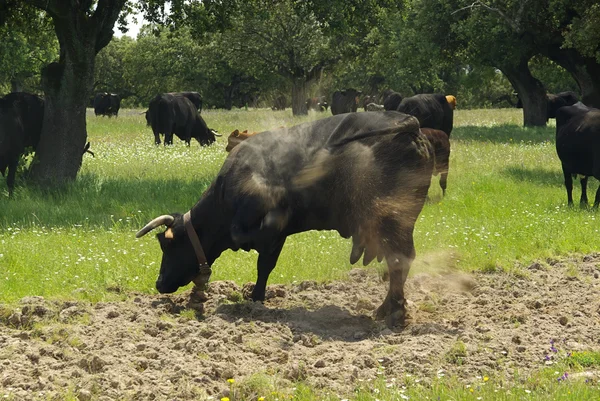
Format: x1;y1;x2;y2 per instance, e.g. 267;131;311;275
452;0;527;34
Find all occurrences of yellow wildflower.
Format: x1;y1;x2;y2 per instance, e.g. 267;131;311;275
221;398;230;401
227;378;235;384
470;388;474;393
258;398;265;401
483;376;489;382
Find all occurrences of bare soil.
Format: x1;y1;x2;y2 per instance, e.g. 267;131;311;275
1;254;600;400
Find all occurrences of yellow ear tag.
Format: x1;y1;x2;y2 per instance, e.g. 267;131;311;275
165;228;174;239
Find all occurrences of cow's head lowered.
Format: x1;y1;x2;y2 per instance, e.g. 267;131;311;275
136;212;213;293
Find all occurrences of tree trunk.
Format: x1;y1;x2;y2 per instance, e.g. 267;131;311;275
24;0;126;190
501;59;547;127
545;45;600;108
31;34;96;187
291;79;307;116
10;78;22;92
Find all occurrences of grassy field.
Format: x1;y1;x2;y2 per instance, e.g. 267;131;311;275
2;107;600;400
2;107;596;303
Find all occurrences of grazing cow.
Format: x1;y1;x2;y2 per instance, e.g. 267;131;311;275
421;128;451;196
0;92;44;196
306;97;328;112
169;91;203;113
516;91;578;120
271;95;287;111
331;89;361;115
555;102;600;207
396;93;454;136
445;95;457;110
136;111;434;328
225;129;259;152
383;91;403;112
93;93;121;117
146;94;217;146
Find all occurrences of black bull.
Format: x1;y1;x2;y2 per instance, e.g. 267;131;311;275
146;94;215;146
0;92;44;196
137;111;434;327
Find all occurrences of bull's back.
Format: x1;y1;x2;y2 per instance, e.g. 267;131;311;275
556;108;600;175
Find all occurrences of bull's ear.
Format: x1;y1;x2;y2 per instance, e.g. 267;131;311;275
165;228;174;239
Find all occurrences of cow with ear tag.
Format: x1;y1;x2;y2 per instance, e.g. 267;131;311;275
137;111;434;327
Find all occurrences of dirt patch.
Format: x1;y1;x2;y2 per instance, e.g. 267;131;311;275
1;254;600;400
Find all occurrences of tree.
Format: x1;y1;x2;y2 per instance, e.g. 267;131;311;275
0;6;57;93
0;0;127;189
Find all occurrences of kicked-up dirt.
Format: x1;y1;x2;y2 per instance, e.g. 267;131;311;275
1;254;600;400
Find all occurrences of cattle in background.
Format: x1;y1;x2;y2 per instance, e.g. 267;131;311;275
93;93;121;117
516;91;578;120
169;91;203;113
421;128;451;196
271;95;287;111
362;95;377;111
226;129;259;152
137;111;434;328
396;93;454;136
445;95;457;110
555;102;600;208
383;91;403;111
306;96;328;112
146;94;217;146
0;92;44;196
331;89;361;115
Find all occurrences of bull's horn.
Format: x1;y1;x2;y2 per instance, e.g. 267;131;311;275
136;215;175;238
211;129;222;137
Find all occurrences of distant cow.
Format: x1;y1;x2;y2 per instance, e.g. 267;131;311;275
445;95;457;110
362;95;377;111
396;93;454;136
272;95;287;111
169;92;203;113
226;129;259;152
421;128;451;196
0;92;44;196
94;93;121;117
555;102;600;207
383;91;403;112
516;91;578;120
146;94;217;146
136;111;434;328
306;97;328;112
331;89;361;115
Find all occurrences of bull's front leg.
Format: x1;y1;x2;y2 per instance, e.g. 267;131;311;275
251;239;286;302
579;176;589;208
563;168;574;206
375;240;415;328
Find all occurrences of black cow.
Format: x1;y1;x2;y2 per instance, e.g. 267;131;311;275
146;94;217;146
136;111;434;328
93;93;121;117
0;92;44;196
555;102;600;208
516;91;579;120
331;89;361;115
383;91;403;112
169;91;203;113
421;128;451;196
396;93;454;136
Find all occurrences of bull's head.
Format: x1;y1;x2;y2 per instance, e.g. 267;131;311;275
136;213;211;293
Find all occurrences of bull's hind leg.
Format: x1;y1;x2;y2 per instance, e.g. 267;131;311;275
579;176;589;208
375;222;416;328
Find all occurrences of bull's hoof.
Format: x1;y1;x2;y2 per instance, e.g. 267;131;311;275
374;299;407;328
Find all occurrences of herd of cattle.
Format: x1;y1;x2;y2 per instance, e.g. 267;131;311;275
0;86;599;326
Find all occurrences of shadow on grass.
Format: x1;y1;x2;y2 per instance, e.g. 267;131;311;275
454;124;555;144
0;173;215;228
502;166;564;187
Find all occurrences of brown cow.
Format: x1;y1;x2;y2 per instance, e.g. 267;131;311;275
421;128;451;196
226;129;259;152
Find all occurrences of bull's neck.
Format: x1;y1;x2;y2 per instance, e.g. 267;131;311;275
187;187;226;266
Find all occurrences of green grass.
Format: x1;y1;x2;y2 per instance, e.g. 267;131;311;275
0;107;598;302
